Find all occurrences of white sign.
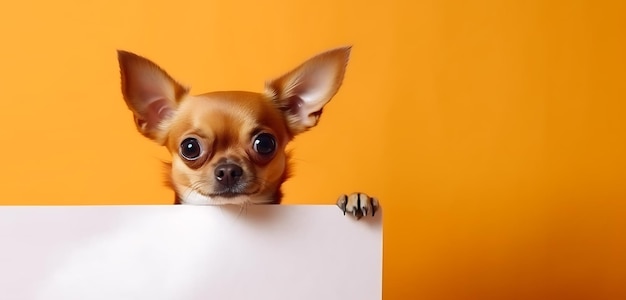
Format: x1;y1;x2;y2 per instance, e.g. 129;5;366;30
0;205;382;300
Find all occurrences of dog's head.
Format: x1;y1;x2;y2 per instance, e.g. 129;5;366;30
117;47;351;205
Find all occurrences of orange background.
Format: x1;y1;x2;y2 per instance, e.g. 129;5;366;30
1;0;625;299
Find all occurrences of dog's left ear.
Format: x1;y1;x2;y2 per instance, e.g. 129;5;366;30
265;46;351;136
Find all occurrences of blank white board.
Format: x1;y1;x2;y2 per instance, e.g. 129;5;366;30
0;205;382;300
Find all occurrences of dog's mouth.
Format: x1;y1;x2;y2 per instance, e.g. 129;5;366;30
177;183;268;205
208;183;261;199
209;177;261;199
209;189;259;199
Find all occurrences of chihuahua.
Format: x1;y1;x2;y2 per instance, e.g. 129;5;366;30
116;47;379;219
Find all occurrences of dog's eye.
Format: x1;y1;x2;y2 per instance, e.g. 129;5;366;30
253;133;276;155
180;137;202;160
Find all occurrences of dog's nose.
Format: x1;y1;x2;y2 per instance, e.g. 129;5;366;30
214;163;244;187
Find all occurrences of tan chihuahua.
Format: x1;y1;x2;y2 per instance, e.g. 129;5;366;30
117;47;379;219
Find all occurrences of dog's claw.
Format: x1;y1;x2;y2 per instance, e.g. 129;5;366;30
370;197;379;217
337;192;380;220
336;194;348;216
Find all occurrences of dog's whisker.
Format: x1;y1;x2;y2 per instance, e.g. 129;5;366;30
236;202;246;219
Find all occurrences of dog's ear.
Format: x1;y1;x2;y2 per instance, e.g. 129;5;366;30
117;50;189;142
265;46;351;136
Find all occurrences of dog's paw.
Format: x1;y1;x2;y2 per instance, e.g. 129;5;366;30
336;192;380;220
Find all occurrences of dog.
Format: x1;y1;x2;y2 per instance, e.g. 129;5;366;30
116;46;379;220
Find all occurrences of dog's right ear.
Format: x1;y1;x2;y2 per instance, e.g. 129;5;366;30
117;50;189;142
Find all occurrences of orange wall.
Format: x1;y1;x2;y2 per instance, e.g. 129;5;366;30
1;0;625;299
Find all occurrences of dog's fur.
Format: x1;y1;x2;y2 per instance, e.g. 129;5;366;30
117;47;378;218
